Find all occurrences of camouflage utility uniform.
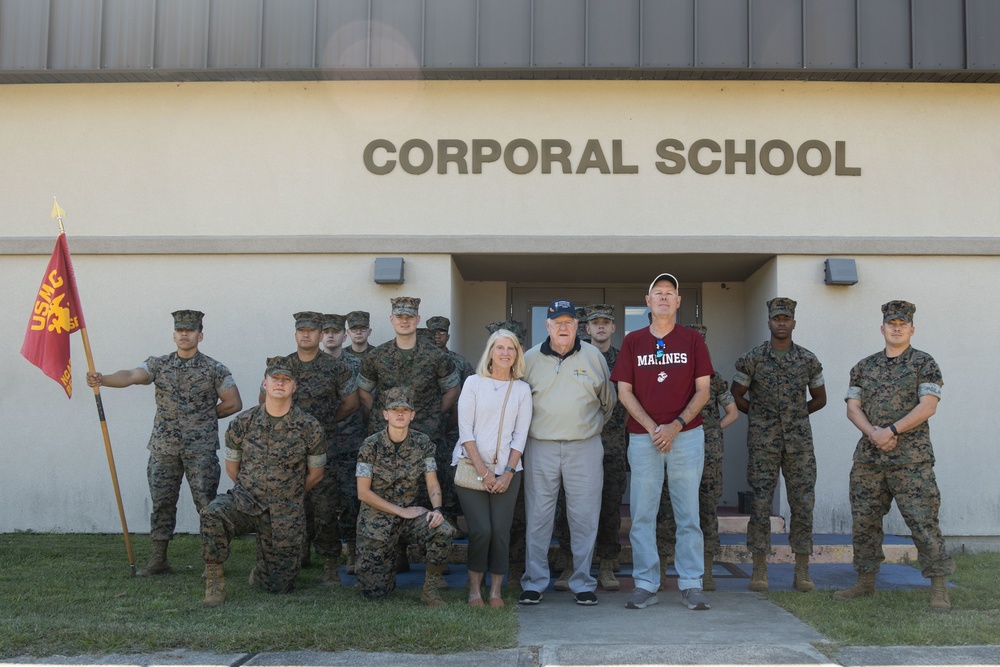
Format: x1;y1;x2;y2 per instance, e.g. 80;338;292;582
201;404;325;593
355;429;455;599
658;370;734;558
358;342;459;516
275;352;356;561
143;351;236;540
846;347;954;577
734;341;824;556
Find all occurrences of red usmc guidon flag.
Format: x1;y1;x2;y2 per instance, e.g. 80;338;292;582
20;234;86;398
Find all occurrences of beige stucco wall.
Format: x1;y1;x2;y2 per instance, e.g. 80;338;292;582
2;79;998;540
2;80;1000;240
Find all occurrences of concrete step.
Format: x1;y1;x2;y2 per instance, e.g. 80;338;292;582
618;508;786;535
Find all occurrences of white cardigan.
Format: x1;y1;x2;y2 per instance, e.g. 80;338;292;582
450;374;533;475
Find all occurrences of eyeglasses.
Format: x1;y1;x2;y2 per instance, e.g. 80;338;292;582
655;338;665;360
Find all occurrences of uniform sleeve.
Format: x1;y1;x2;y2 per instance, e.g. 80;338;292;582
224;413;246;462
733;352;753;387
713;373;735;407
215;362;237;395
356;353;377;392
437;353;460;392
142;355;160;382
844;362;864;402
305;418;326;464
356;435;376;478
335;360;358;398
419;433;438;472
808;353;825;389
918;355;943;400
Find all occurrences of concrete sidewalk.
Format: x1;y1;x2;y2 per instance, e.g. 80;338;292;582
5;564;999;667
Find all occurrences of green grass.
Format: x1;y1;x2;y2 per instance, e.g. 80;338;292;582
767;552;1000;648
0;533;518;658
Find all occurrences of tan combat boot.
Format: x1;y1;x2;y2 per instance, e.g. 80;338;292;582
703;555;716;592
749;553;768;592
203;563;226;607
553;568;571;591
929;576;952;612
421;564;446;607
833;571;875;600
320;556;341;586
137;540;172;577
345;541;357;575
793;553;815;592
597;559;620;591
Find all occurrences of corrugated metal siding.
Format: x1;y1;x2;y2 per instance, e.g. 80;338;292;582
1;0;998;83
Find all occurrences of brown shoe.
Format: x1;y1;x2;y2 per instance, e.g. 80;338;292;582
203;563;226;607
320;556;341;586
553;569;571;592
421;564;446;607
833;572;875;600
597;559;620;591
929;576;952;612
793;553;814;592
749;553;768;592
137;540;172;577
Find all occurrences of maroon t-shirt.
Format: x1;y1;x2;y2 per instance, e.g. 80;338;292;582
611;325;714;434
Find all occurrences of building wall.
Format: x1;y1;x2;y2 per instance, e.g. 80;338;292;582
3;80;1000;240
3;79;999;539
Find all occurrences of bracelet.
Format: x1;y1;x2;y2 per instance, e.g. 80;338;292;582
504;465;516;474
432;506;443;513
675;416;687;428
889;423;899;436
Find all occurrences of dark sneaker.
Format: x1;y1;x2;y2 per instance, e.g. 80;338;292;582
518;589;542;605
681;587;710;610
575;591;598;606
625;587;659;609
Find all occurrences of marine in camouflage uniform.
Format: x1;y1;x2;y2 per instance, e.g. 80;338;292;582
484;320;529;586
427;315;476;524
835;300;954;611
357;298;460;522
355;388;455;604
553;305;627;591
732;297;826;593
86;310;242;577
201;357;326;605
657;324;738;591
267;312;358;582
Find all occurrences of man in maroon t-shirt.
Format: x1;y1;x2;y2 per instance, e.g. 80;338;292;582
611;273;713;611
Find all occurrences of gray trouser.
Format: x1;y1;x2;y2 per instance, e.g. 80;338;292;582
521;435;603;594
455;471;521;575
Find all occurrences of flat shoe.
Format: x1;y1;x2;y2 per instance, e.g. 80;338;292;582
468;597;486;607
488;596;505;608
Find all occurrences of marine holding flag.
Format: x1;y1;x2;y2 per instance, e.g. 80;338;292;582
86;310;243;576
20;233;86;398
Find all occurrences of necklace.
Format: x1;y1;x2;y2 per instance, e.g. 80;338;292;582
490;375;509;391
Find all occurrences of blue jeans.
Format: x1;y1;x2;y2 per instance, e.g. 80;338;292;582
628;428;705;592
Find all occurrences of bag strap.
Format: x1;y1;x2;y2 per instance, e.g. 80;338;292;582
493;379;514;466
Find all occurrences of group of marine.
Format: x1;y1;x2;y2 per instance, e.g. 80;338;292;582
85;285;953;613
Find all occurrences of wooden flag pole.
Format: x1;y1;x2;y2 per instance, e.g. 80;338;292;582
54;198;136;575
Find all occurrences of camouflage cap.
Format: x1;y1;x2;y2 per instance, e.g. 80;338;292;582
346;310;370;329
322;313;346;331
426;316;451;331
384;386;415;410
390;296;420;317
171;310;204;330
293;311;324;330
585;304;615;322
685;323;708;341
767;297;797;319
265;355;297;380
486;320;527;346
882;300;916;323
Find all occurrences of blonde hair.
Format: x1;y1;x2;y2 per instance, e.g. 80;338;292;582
476;329;526;380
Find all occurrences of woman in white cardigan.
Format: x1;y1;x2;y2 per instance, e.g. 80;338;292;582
451;329;532;607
